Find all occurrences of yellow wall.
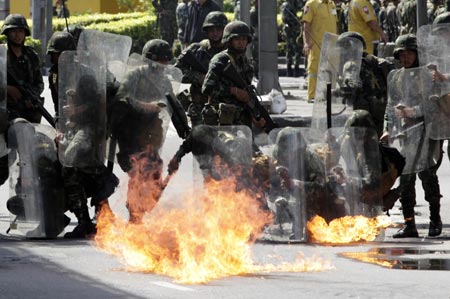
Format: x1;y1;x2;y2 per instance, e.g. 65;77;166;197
9;0;130;18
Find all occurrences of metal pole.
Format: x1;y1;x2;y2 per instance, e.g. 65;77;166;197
240;0;250;26
256;0;281;94
0;0;10;19
417;0;428;29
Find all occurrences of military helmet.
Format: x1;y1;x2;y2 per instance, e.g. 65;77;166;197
202;11;228;32
337;31;366;50
345;110;376;130
142;39;173;62
433;11;450;24
393;34;417;59
222;21;252;44
1;14;31;36
47;31;76;54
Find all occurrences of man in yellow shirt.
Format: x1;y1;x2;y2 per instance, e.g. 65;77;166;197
302;0;338;103
348;0;387;54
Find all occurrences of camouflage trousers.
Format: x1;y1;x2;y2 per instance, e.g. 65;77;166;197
399;140;443;220
284;26;302;67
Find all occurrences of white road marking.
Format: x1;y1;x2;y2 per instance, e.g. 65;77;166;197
151;281;195;292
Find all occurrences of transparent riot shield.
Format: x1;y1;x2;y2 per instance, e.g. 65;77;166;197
266;127;324;242
326;127;383;219
191;125;253;186
418;24;450;139
112;56;172;162
77;29;132;81
8;122;66;238
57;50;107;168
311;32;364;131
386;67;439;174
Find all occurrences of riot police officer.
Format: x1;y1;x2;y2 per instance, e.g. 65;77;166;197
175;11;228;127
110;39;183;223
47;31;76;116
336;31;394;137
381;34;443;238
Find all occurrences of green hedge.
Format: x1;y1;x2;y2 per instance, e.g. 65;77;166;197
52;12;148;31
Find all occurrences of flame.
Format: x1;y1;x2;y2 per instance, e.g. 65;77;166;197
96;175;333;284
340;251;398;268
307;215;392;244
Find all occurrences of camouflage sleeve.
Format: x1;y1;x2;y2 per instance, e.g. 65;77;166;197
174;45;205;85
64;129;92;164
201;55;232;100
27;47;45;98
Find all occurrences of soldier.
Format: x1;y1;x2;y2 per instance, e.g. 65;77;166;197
201;21;265;130
152;0;178;48
398;0;416;34
57;70;119;238
380;34;443;238
110;39;185;223
336;32;394;137
176;0;189;47
281;0;303;77
46;31;76;116
2;14;45;124
384;0;401;42
175;11;228;127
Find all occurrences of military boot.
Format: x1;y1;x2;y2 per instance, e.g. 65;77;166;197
64;206;96;239
393;218;419;238
429;203;442;237
287;64;293;77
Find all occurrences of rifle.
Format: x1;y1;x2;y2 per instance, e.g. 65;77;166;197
166;93;191;139
7;71;56;128
222;63;277;133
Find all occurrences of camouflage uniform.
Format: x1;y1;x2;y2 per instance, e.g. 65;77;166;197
385;1;401;42
384;34;443;238
152;0;178;47
60;73;119;238
110;39;181;223
47;31;76;117
174;11;228;127
272;127;345;222
2;14;44;124
202;21;254;128
176;0;189;44
398;0;416;34
337;32;395;137
281;0;302;76
337;1;350;33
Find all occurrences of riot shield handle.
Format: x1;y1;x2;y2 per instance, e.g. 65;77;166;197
326;82;332;129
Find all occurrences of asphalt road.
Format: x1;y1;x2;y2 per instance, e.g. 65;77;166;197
1;76;450;299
